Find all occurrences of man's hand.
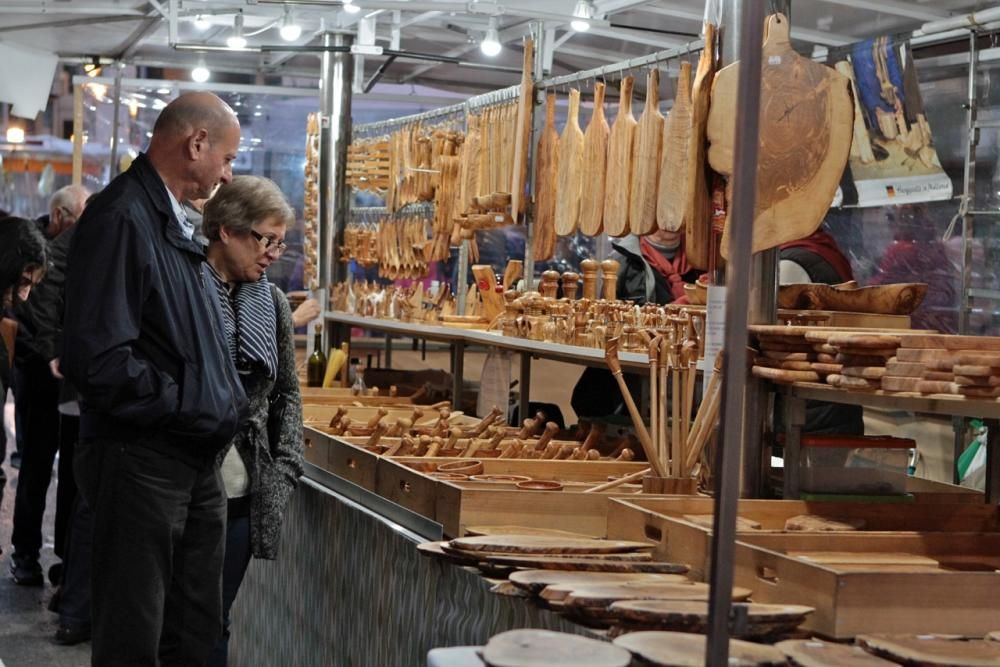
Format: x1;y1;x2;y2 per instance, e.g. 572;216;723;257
49;358;64;379
292;298;321;328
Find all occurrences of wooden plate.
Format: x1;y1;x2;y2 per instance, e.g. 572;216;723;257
450;535;653;555
483;555;689;574
857;634;1000;666
609;600;813;638
613;631;787;666
465;526;598;539
563;582;753;608
508;570;689;595
776;639;898;666
482;629;631;667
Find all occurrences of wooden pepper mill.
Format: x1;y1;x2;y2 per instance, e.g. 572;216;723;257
540;270;561;299
580;258;599;301
600;258;620;301
561;272;580;300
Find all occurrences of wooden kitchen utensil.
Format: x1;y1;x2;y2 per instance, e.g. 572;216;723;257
657;61;692;233
707;13;852;258
630;67;664;235
482;629;632;667
555;89;585;237
606;337;666;476
604;76;638;237
613;631;788;667
777;639;899;666
510;39;534;219
532;94;559;261
857;634;1000;666
579;82;610;236
450;535;652;555
684;23;717;270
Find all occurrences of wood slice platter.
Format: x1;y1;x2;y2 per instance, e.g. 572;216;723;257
841;366;886;380
579;82;609;236
954;364;1000;378
812;363;844;375
482;629;632;667
761;351;813;361
609;600;813;638
416;540;472;565
441;543;653;562
708;13;853;259
483;555;689;574
683;514;762;530
824;333;902;349
776;639;899;666
450;535;653;555
509;570;690;595
614;631;788;666
542;580;701;605
856;634;1000;666
464;525;597;539
754;358;815;371
564;583;752;608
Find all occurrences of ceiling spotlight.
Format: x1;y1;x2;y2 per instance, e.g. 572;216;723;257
571;0;595;32
6;127;25;144
226;11;247;49
279;5;302;41
480;17;502;57
343;0;361;14
191;63;211;83
193;14;211;30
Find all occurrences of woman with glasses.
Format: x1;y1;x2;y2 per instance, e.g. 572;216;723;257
201;176;303;666
1;216;47;394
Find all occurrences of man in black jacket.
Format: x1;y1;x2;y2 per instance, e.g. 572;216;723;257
61;92;248;665
9;184;90;587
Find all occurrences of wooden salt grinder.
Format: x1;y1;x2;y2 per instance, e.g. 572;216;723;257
581;259;599;301
540;270;561;299
600;258;620;300
561;272;580;301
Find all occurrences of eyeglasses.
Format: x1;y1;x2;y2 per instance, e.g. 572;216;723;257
248;228;287;257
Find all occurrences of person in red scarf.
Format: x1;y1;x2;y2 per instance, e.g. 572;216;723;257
612;229;703;305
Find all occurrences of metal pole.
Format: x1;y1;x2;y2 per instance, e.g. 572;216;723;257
524;22;546;291
109;62;123;180
72;83;83;186
319;31;354;350
705;1;766;665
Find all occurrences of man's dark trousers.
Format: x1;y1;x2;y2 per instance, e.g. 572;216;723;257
75;437;226;666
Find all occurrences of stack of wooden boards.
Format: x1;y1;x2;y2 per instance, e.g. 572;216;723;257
751;326;1000;399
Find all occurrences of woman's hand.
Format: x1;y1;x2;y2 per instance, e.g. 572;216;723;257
292;298;320;328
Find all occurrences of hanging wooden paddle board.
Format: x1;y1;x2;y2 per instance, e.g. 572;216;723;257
657;61;692;233
706;13;853;258
579;82;610;236
510;39;534;219
532;93;559;260
555;89;585;236
684;22;717;269
629;68;664;235
613;631;788;667
604;76;637;237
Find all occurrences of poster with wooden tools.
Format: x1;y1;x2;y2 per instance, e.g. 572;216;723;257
579;82;610;237
684;23;717;269
706;13;853;258
657;61;692;234
533;93;559;260
510;39;534;220
604;76;638;237
555;89;585;237
629;68;664;235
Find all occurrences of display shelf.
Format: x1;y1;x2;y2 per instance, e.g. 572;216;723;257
777;382;1000;503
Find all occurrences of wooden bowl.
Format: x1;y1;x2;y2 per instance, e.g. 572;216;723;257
471;474;533;483
516;479;564;492
429;472;469;481
437;459;484;476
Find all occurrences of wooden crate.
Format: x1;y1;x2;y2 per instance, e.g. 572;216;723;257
606;496;999;580
302;427;380;490
302;404;438;425
731;531;1000;638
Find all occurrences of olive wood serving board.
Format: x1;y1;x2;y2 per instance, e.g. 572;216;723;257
509;40;534;219
885;361;927;377
825;333;902;349
450;535;653;554
776;639;899;666
754;358;815;371
613;631;788;667
629;67;664;235
442;543;653;562
541;579;700;604
604;76;637;237
707;13;852;259
482;629;632;667
609;600;813;634
554;89;585;237
684;22;716;270
483;555;689;574
464;525;596;539
784;515;865;531
579;82;610;236
564;582;754;609
657;61;692;233
900;335;1000;351
508;570;689;595
531;94;559;261
840;366;886;380
856;634;1000;666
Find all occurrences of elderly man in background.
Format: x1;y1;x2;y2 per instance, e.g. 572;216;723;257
8;184;90;588
62;92;248;665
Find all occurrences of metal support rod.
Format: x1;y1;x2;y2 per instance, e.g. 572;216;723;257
71;83;83;186
705;1;766;665
523;22;546;291
985;418;1000;504
109;63;123;180
319;31;354;290
536;39;703;90
782;394;806;499
451;340;465;408
363;54;397;93
519;352;532;425
384;333;393;370
353;84;519;136
456;239;470;316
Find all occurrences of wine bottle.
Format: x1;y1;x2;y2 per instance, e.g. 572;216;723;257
307;324;326;387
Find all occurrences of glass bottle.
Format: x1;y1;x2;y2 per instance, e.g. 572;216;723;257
307;324;327;387
351;362;367;396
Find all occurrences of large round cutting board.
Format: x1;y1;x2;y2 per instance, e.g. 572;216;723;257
483;629;631;667
613;631;787;667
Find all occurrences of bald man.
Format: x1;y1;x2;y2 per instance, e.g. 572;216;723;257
61;92;248;665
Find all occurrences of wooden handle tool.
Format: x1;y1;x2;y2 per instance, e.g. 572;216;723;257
409;407;425;425
533;422;560;452
365;423;388;448
471;406;503;438
332;417;351;436
386;418;411;438
583;467;651;493
445;428;462;451
606;337;666;476
327;407;347;429
424;438;442;458
580;421;606;453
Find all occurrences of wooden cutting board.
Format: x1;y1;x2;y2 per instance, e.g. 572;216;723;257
483;629;632;667
604;76;637;237
857;634;1000;666
609;600;813;631
657;61;692;233
613;631;788;667
484;555;689;574
563;582;728;608
509;570;689;594
532;94;559;261
443;543;653;562
776;639;899;666
509;39;534;219
900;334;1000;351
629;68;664;235
707;13;852;258
684;22;717;270
579;82;610;236
554;89;585;237
451;535;653;554
542;579;700;604
465;525;596;539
